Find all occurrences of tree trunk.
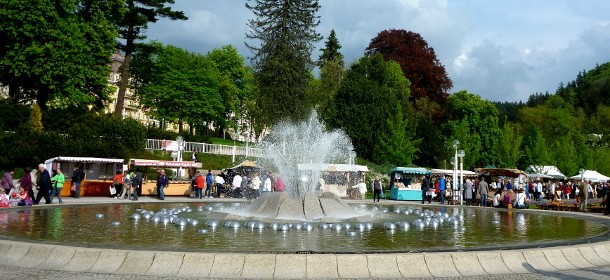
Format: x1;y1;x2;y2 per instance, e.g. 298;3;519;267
115;52;132;118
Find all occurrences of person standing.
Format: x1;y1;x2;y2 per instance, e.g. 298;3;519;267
464;179;473;206
578;179;588;212
232;173;243;190
50;169;65;203
34;164;52;204
119;171;131;199
20;168;34;201
262;173;272;193
112;170;123;199
130;171;140;201
195;171;204;199
275;177;285;192
478;178;489;207
251;173;262;198
215;172;225;197
205;170;214;198
372;176;382;203
71;164;84;198
438;176;446;204
1;169;15;195
421;175;430;204
156;169;168;200
604;180;610;216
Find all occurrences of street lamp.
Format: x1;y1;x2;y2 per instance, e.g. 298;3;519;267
457;149;465;205
176;136;184;180
579;168;585;182
452;140;460;195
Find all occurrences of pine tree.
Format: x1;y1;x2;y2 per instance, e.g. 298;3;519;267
318;29;344;68
246;0;322;127
28;104;43;132
114;0;188;118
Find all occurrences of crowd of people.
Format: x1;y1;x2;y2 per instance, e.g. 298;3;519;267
189;170;283;199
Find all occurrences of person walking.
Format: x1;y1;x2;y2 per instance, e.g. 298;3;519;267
464;179;473;206
71;164;84;198
438;176;446;204
578;179;588;212
50;169;65;203
251;173;262;198
119;171;131;199
478;178;489;207
205;170;214;198
34;164;52;204
1;168;15;195
156;169;168;200
112;170;123;199
130;171;140;201
372;176;382;203
262;173;272;193
20;167;34;201
421;175;431;204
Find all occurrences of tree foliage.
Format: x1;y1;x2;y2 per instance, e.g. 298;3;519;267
246;0;322;127
327;54;416;166
114;0;187;118
318;29;343;68
365;29;452;107
0;0;121;110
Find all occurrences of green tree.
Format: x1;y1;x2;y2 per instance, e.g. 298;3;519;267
329;54;416;165
28;104;43;132
131;42;222;133
521;124;550;167
445;91;501;169
246;0;322;127
0;0;121;109
318;29;343;68
495;121;523;168
114;0;187;118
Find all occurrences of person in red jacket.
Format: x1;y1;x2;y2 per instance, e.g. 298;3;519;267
195;171;204;199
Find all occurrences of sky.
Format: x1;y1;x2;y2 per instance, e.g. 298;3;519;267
145;0;610;102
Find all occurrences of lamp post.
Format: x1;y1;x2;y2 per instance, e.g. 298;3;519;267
579;168;585;182
457;149;465;205
176;136;184;180
452;140;460;194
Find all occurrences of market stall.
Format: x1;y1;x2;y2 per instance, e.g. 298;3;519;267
44;156;125;197
129;159;202;196
389;167;431;201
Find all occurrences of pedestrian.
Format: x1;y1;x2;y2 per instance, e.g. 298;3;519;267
604;180;610;216
232;173;243;190
251;172;262;198
195;171;204;199
16;186;32;206
372;176;382;203
215;172;225;197
119;171;131;199
1;168;15;195
421;175;431;204
205;170;214;198
438;176;446;204
50;169;65;203
578;179;588;212
262;173;272;193
112;170;123;199
478;178;489;207
19;167;34;201
71;164;84;198
34;164;52;204
464;179;473;206
275;177;285;192
130;171;140;201
156;169;168;200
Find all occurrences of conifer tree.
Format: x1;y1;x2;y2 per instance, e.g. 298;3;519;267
318;29;344;68
246;0;322;127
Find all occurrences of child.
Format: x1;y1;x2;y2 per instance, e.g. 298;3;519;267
16;186;32;206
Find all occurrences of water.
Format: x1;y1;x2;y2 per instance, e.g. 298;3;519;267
0;203;606;253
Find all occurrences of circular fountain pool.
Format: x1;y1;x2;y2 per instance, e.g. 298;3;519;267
0;201;607;253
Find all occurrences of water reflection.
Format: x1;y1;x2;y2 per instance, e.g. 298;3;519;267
0;203;606;253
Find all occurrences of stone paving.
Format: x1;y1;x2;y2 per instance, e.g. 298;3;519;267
0;196;609;279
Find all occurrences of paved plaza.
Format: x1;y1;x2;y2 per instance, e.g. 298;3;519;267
0;196;609;279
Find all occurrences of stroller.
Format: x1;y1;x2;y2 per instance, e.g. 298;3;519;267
225;187;243;198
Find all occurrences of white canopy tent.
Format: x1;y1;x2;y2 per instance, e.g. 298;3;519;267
568;170;610;183
524;165;566;179
430;168;477;177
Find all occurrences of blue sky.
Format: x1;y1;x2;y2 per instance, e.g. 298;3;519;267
145;0;610;102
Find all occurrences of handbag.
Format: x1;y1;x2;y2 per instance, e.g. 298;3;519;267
109;186;117;195
70;184;76;192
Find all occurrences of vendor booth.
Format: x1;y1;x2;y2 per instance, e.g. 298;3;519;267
129;159;202;196
44;156;124;197
389;167;431;201
297;163;369;197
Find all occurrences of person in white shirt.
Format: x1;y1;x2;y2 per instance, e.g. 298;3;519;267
232;174;242;190
251;174;262;197
262;174;272;192
513;188;527;209
356;179;367;199
214;173;225;198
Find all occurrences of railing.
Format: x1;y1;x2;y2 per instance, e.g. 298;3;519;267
145;139;264;158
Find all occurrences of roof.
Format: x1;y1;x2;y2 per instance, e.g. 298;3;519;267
130;159;201;168
524;165;566;179
475;168;524;177
230;160;258;169
568;170;610;182
45;157;124;164
430;168;477;176
390;167;431;175
297;163;369;172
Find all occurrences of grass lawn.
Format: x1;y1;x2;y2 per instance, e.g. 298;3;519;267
208;137;246;146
